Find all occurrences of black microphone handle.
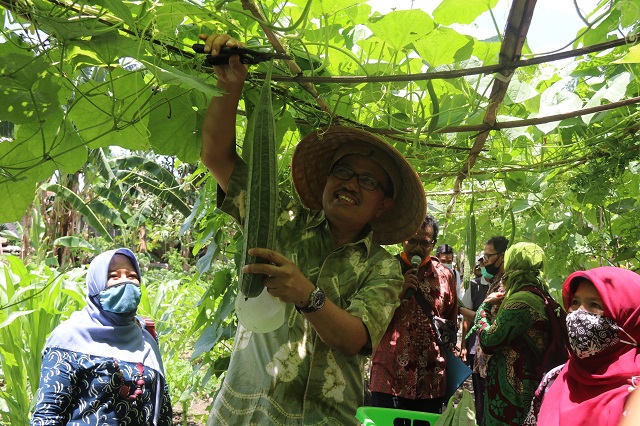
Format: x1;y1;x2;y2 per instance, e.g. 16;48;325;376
404;265;419;299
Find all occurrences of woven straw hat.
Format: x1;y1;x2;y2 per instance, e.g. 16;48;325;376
291;126;426;245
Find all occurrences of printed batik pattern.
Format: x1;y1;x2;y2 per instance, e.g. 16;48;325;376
475;293;549;426
369;258;458;400
30;348;172;426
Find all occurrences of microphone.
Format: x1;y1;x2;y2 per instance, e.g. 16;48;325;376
411;255;422;271
404;255;422;299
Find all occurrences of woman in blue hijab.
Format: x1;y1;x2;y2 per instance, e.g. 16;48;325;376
31;248;172;425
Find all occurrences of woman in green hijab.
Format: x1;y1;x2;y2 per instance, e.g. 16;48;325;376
470;242;552;426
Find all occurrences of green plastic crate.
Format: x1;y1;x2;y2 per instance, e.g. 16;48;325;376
356;406;441;426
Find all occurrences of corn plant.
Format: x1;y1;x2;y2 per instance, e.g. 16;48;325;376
140;253;231;425
0;255;85;425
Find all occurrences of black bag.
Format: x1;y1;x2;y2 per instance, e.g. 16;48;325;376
520;286;570;377
433;315;458;352
414;291;457;352
413;291;471;400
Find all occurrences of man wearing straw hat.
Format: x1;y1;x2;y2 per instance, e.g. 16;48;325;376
199;34;426;425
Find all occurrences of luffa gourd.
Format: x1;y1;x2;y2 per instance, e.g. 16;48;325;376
239;62;277;299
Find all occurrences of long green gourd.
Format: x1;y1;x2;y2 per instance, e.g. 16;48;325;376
464;191;476;290
239;61;277;298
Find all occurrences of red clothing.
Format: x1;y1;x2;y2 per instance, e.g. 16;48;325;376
369;255;458;399
537;267;640;426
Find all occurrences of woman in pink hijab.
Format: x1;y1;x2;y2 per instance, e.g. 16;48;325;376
524;266;640;425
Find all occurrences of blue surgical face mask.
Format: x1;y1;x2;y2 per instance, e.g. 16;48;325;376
99;282;141;314
442;263;453;271
481;267;494;279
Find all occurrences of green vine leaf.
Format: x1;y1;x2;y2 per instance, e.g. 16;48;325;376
614;43;640;63
433;0;499;25
413;27;472;67
368;9;435;51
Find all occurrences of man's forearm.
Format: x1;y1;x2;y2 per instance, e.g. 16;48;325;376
201;80;243;192
462;319;470;341
303;301;369;357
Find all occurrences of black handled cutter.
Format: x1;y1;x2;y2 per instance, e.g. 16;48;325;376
192;44;292;65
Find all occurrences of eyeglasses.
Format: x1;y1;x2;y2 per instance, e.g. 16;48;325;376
330;164;390;195
407;238;436;248
483;252;503;262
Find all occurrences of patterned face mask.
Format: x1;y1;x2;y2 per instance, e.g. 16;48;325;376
566;310;637;359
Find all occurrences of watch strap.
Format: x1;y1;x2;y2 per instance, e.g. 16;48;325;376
296;286;325;313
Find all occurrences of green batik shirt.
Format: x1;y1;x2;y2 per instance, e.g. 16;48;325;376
208;159;403;426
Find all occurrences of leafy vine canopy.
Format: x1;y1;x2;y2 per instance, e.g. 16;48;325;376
1;0;639;274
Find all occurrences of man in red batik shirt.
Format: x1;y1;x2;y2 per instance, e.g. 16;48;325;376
369;215;458;414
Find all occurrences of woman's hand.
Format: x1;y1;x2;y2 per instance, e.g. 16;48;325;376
242;247;316;307
484;291;505;306
198;33;249;84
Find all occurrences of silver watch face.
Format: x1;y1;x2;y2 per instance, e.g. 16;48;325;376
299;287;326;313
310;287;325;309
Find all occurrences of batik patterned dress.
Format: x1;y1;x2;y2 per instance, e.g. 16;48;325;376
31;348;172;425
369;257;457;400
474;291;549;426
30;248;171;426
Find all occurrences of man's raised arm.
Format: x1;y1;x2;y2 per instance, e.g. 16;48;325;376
199;34;248;193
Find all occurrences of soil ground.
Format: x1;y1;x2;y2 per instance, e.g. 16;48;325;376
172;396;212;426
174;331;477;425
172;377;475;425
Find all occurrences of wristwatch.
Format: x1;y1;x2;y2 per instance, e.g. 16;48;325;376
297;286;326;313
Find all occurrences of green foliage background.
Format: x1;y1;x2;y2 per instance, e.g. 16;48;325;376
0;0;638;275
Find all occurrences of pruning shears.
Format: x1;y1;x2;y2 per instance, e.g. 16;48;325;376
192;44;292;65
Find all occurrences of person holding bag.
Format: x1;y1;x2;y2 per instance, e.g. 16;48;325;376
369;215;458;414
